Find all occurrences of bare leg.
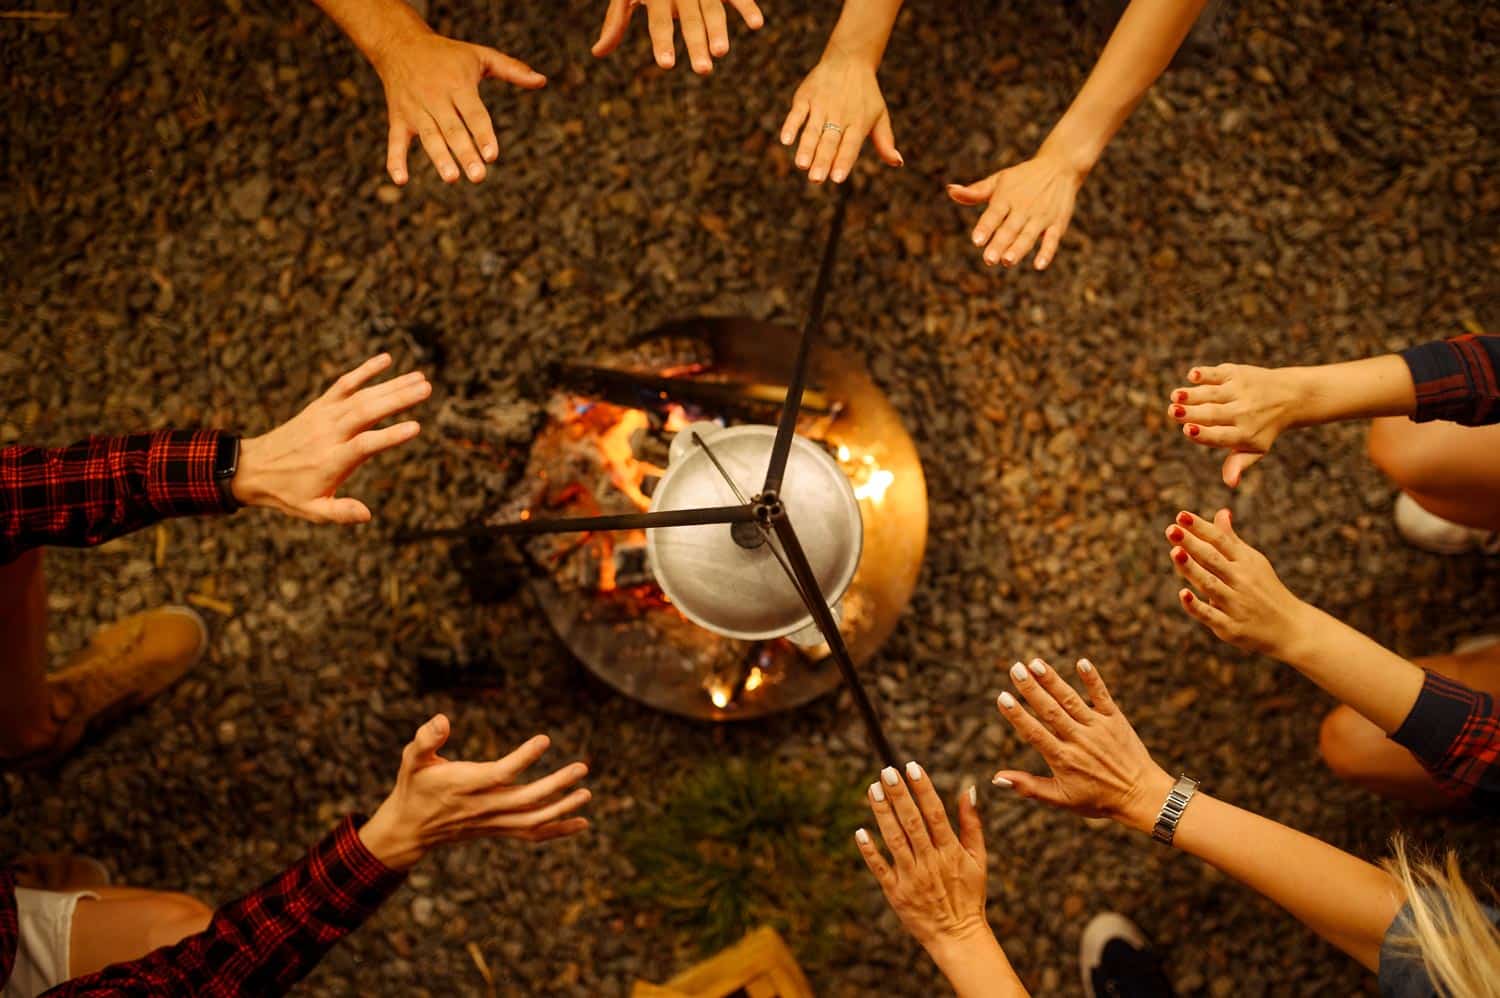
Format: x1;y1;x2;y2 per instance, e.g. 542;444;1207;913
68;887;214;978
0;549;61;756
1367;417;1500;531
1319;641;1500;809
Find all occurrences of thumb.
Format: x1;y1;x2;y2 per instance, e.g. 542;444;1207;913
956;786;986;864
1221;451;1263;488
479;47;547;88
591;0;631;57
407;714;451;766
1215;506;1237;539
992;771;1069;809
303;496;373;525
946;176;996;205
871;112;903;168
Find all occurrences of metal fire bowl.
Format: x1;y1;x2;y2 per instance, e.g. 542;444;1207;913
530;317;929;721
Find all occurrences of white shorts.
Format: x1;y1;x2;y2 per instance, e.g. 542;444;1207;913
1;887;96;998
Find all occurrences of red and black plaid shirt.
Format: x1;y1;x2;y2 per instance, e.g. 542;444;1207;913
0;430;236;565
1393;671;1500;814
1400;333;1500;425
0;817;405;995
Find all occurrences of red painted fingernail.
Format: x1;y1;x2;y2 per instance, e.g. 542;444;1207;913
1174;549;1188;565
1178;512;1194;526
1173;405;1186;418
1187;424;1200;437
1174;390;1187;402
1183;591;1195;604
1168;527;1184;543
1190;369;1201;382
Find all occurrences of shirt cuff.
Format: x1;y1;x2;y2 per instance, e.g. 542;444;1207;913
312;816;408;921
1390;671;1474;774
1399;335;1500;425
142;429;239;518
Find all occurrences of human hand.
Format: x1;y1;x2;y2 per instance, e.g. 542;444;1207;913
856;762;991;958
358;715;591;871
947;146;1087;270
780;50;902;184
992;659;1173;835
232;354;430;524
369;23;545;185
1167;364;1315;487
1165;509;1313;658
592;0;765;75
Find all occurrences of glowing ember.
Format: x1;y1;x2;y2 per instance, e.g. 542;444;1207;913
854;468;895;504
709;685;732;709
744;666;765;692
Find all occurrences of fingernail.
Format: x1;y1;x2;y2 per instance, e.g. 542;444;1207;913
1183;591;1196;604
1177;512;1194;526
1173;549;1188;565
483;144;497;159
1188;424;1201;437
998;691;1017;709
869;781;885;802
811;169;825;181
881;766;900;787
1077;659;1094;674
658;51;674;66
1010;662;1028;683
968;785;977;806
991;775;1014;788
855;827;871;845
1035;257;1048;269
392;171;406;184
1190;369;1202;382
1175;390;1188;402
895;153;905;167
1002;255;1014;266
443;168;458;182
780;132;792;145
1168;527;1184;542
905;761;923;782
1028;659;1046;676
1172;405;1186;418
972;231;985;246
468;164;484;181
796;157;810;169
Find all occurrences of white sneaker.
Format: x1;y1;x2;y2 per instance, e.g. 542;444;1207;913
1394;493;1500;555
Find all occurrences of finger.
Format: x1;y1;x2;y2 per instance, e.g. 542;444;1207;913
955;785;985;865
867;777;915;868
416;119;461;183
386;122;413;186
1182;422;1243;447
434;107;486;184
1000;216;1047;269
794;109;825;171
1170;544;1228;600
327;354;394;400
810;125;844;182
1171;402;1234;427
995;689;1063;756
488;787;592;829
1222;451;1263;488
1073;658;1117;715
512;817;590;842
973;200;1011;259
477;47;546;89
986;209;1029;268
1169;384;1232;406
1175;509;1237;561
779;100;810;146
726;0;764;29
1165;515;1233;580
454;91;499;164
403;713;451;769
946;177;995;206
1187;364;1232;386
646;0;676;68
1026;658;1093;724
479;761;589;806
488;734;552;783
870;111;902;168
677;0;713;74
1034;219;1068;271
829;123;869;184
592;0;632;56
1178;586;1234;637
903;761;959;850
1008;660;1078;737
990;771;1069;808
854;827;897;891
341;376;432;433
882;766;934;855
702;0;729;57
301;496;373;525
350;421;422;463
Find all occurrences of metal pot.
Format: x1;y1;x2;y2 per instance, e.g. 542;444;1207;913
646;422;862;644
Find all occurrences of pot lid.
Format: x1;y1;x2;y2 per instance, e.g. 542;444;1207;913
647;424;862;640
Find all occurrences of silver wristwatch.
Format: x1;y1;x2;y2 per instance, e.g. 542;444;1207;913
1151;775;1200;846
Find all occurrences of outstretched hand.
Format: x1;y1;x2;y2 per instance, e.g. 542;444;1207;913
1167;364;1311;487
359;715;592;871
781;51;902;184
370;25;545;185
592;0;764;75
1164;508;1311;657
992;659;1173;834
948;147;1086;271
232;354;430;524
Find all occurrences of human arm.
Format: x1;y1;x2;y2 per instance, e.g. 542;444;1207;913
780;0;904;184
44;715;590;996
855;764;1028;996
592;0;764;75
948;0;1206;270
311;0;545;185
990;658;1405;971
1167;508;1500;809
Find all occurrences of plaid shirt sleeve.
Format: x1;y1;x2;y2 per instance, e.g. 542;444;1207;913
1390;671;1500;814
39;816;406;997
0;430;238;565
1399;333;1500;425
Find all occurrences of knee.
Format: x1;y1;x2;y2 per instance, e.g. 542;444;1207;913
1318;706;1385;781
1367;417;1439;494
142;893;213;951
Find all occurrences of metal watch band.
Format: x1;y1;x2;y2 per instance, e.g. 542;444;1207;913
1151;775;1199;846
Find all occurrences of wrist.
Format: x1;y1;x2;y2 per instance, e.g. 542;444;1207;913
358;800;426;871
229;435;273;508
362;4;432;71
1037;118;1105;179
925;923;1004;974
1271;599;1330;666
1275;366;1330;429
1115;766;1177;835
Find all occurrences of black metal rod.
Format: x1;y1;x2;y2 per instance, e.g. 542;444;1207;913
395;504;758;544
769;513;897;769
762;183;852;497
556;364;833;416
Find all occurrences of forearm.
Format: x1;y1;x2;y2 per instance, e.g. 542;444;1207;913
311;0;428;65
1168;793;1402;970
1042;0;1206;172
1281;355;1417;427
1279;603;1425;733
927;931;1030;998
824;0;903;66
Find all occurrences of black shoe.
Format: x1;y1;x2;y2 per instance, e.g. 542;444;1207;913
1080;912;1175;998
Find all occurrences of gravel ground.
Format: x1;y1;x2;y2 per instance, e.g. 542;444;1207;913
2;0;1497;995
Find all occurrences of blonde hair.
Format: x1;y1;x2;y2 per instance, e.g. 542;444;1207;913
1382;836;1500;998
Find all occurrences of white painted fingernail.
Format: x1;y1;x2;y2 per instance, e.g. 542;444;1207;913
905;761;923;782
998;691;1017;709
1010;662;1028;683
967;785;977;806
881;766;900;787
1077;659;1094;674
869;781;885;802
1029;659;1047;676
992;775;1014;788
855;827;871;845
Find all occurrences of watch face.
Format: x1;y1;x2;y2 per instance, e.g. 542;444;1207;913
215;436;239;478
